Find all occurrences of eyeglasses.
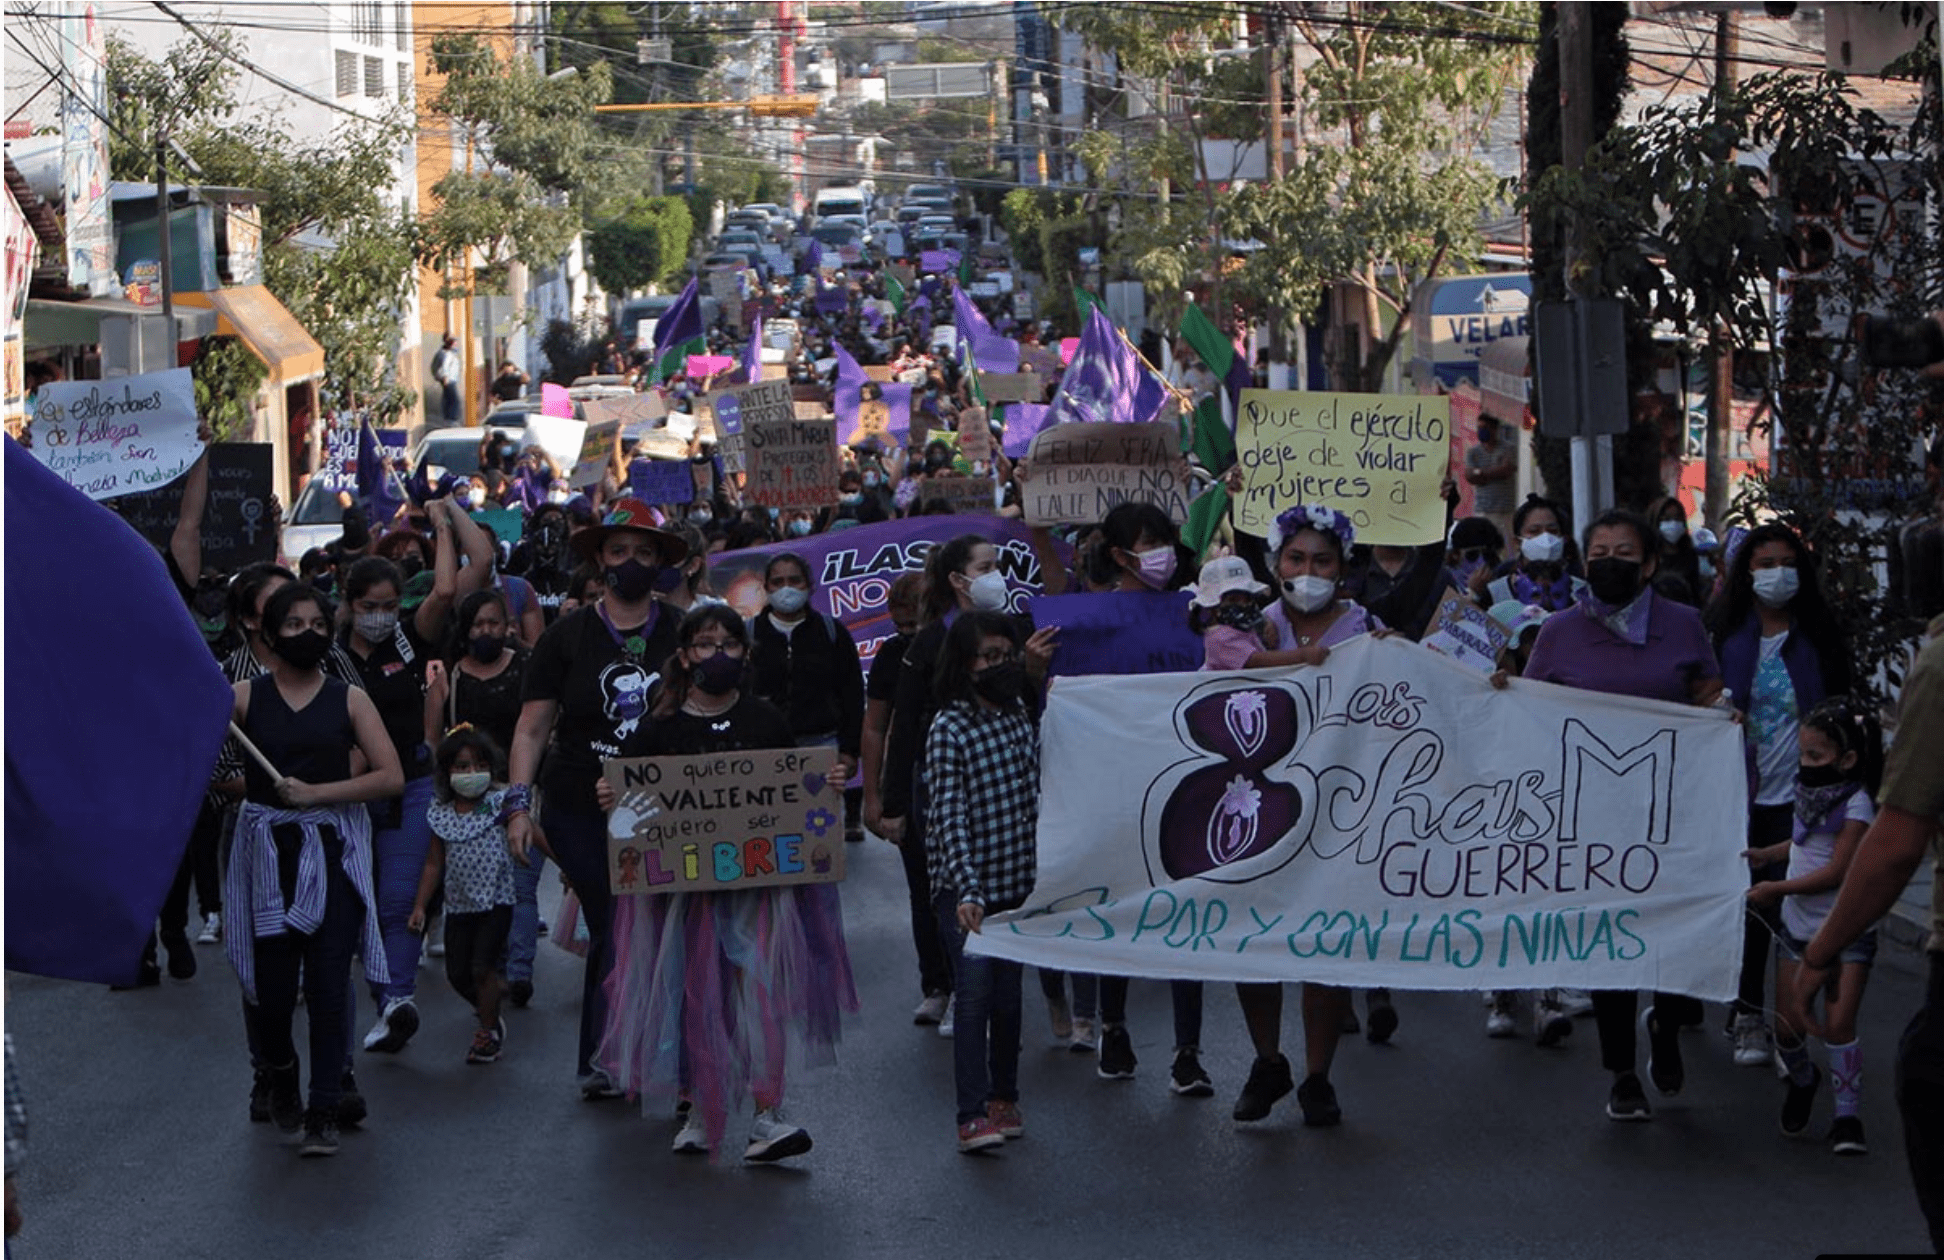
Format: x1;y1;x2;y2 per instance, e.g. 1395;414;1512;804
1454;547;1492;563
688;640;746;658
975;648;1021;667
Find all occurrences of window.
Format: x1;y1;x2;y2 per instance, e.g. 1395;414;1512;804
395;1;409;52
364;55;384;98
352;1;385;45
335;49;358;97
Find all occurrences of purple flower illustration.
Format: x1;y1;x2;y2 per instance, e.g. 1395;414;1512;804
805;808;837;838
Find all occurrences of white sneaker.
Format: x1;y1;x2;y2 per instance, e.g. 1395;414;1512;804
1731;1013;1776;1067
937;996;955;1039
744;1108;812;1162
426;914;446;959
197;913;221;945
912;993;949;1025
1485;993;1518;1038
362;996;420;1052
1557;988;1595;1018
671;1112;708;1154
1069;1017;1098;1054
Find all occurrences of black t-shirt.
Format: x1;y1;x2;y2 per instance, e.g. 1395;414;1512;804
449;647;529;757
624;694;795;759
523;603;682;814
341;619;434;779
866;632;910;705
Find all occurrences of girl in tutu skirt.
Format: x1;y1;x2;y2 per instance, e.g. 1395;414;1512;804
593;605;858;1162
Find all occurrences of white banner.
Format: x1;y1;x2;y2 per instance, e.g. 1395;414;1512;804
973;637;1747;999
26;368;204;500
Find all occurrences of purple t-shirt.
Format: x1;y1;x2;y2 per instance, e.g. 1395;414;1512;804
1262;599;1382;653
1523;591;1720;703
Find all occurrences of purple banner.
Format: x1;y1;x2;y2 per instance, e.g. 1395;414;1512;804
919;249;959;275
1002;402;1053;459
629;457;695;506
707;516;1069;667
815;286;849;315
1028;590;1202;678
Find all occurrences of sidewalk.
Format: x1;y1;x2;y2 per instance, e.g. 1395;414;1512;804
1884;851;1935;953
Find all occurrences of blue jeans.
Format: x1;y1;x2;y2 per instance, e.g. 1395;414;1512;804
368;775;434;1006
937;888;1021;1125
506;852;548;984
541;802;616;1081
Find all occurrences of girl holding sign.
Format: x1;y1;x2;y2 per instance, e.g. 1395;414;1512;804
593;606;858;1162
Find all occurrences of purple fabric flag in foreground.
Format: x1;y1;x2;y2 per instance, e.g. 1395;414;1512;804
4;437;233;985
1046;307;1168;428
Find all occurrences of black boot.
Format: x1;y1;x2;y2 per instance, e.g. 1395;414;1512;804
266;1059;303;1133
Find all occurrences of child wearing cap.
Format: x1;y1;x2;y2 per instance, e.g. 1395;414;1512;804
1190;555;1274;671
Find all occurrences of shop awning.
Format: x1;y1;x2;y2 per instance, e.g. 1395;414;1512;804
22;297;215;351
1479;335;1530;425
176;285;323;386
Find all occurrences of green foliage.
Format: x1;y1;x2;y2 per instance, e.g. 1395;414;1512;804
104;31;238;177
547;2;719;104
190;336;268;442
540;316;602;386
586;195;694;294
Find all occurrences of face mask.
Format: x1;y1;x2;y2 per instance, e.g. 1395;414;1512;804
769;586;810;615
788;519;812;538
604;558;660;602
467;634;505;664
1584;557;1643;606
1752;566;1800;608
355;609;399;643
272;629;332;670
547;487;571;506
652;565;687;595
689;508;713;526
691;651;743;695
1212;604;1263;632
1130;546;1178;590
965;570;1010;612
863;472;882;488
450;770;492;800
460;489;482;510
1658;520;1686;544
1520;532;1565;565
1797;760;1852;789
972;660;1026;706
1281;574;1337;614
840;493;863;507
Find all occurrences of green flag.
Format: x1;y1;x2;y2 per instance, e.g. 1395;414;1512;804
1179;301;1234;378
958;249;973;287
885;271;907;315
1073;285;1103;324
1181;481;1231;563
1190;395;1235;474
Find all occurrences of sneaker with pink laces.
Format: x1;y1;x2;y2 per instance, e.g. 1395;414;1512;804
957;1115;1004;1153
986;1100;1024;1139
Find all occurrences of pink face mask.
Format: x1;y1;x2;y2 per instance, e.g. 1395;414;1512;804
1132;546;1178;590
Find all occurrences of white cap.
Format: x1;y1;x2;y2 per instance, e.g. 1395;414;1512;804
1193;555;1269;608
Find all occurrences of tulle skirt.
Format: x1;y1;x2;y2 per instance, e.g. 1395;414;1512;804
597;883;858;1154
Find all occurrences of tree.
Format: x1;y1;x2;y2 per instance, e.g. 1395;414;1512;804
586;194;693;294
104;34;420;423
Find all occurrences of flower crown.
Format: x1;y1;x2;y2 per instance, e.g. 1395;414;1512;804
1267;504;1356;558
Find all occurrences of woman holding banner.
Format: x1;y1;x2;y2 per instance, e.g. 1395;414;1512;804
1519;509;1727;1122
593;605;858;1161
1229;505;1384;1128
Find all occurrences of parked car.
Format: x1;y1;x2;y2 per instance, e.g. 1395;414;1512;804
810;222;863;249
279;471;405;567
903;183;953;205
409;423;543;486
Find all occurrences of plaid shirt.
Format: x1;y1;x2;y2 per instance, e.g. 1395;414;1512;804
923;699;1039;910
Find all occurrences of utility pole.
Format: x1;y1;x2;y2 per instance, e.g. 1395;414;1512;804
1704;11;1738;528
1265;9;1282;181
1559;4;1612;518
155;124;174;333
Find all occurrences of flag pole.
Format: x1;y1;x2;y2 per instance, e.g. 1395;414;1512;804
1112;324;1195;412
227;720;283;783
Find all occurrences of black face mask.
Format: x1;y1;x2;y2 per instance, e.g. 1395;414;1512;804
1797;761;1851;789
692;652;743;695
468;634;506;664
272;629;332;670
605;558;661;602
972;661;1026;706
1584;557;1643;606
1211;604;1263;632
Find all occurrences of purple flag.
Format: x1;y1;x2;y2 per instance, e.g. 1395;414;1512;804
880;382;914;446
801;239;824;274
953;288;1019;376
1046;306;1169;427
742;315;764;384
833;344;867;438
920;249;959;275
1002;402;1053;458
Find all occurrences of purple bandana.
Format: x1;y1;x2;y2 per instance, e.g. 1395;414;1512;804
1574;586;1653;645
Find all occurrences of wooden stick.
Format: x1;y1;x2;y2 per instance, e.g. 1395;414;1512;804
227;720;283;783
1113;325;1197;411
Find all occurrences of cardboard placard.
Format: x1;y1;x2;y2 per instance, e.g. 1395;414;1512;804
746;416;839;510
1028;590;1202;677
317;423;405;492
976;371;1041;403
956;406;992;465
631;429;692;462
604;748;847;894
112;442;277;571
863;364;897;383
581;392;666;431
1018;421;1192;527
792;383;827;404
26;368;204;501
707;270;741;303
794;400;831;421
1421;585;1510;674
567;419;621;490
918;474;997;516
629;457;696;506
523;414;588;470
897;367;929;387
1232;389;1451;547
708;379;792;476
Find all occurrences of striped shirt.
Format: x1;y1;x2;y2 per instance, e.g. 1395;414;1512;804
222;800;388;1004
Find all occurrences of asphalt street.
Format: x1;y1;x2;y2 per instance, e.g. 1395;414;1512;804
5;833;1934;1260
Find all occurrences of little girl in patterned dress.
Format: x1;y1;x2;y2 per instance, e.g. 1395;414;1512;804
411;726;520;1064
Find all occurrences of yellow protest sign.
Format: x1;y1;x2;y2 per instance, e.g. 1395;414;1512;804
1231;390;1450;547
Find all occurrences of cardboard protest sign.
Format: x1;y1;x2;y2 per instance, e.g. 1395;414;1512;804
918;474;997;516
630;429;692;462
977;372;1041;403
26;368;204;500
470;506;524;545
863;364;897;383
970;636;1749;998
580;392;666;434
956;406;992;465
897;367;929;387
1018;421;1192;527
112;443;276;571
710;379;792;476
707;270;740;304
746;416;839;510
794;401;831;421
1029;590;1203;677
629;457;695;506
567;419;621;489
1232;390;1451;547
605;747;846;895
523;414;587;470
318;423;405;492
1421;585;1509;673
